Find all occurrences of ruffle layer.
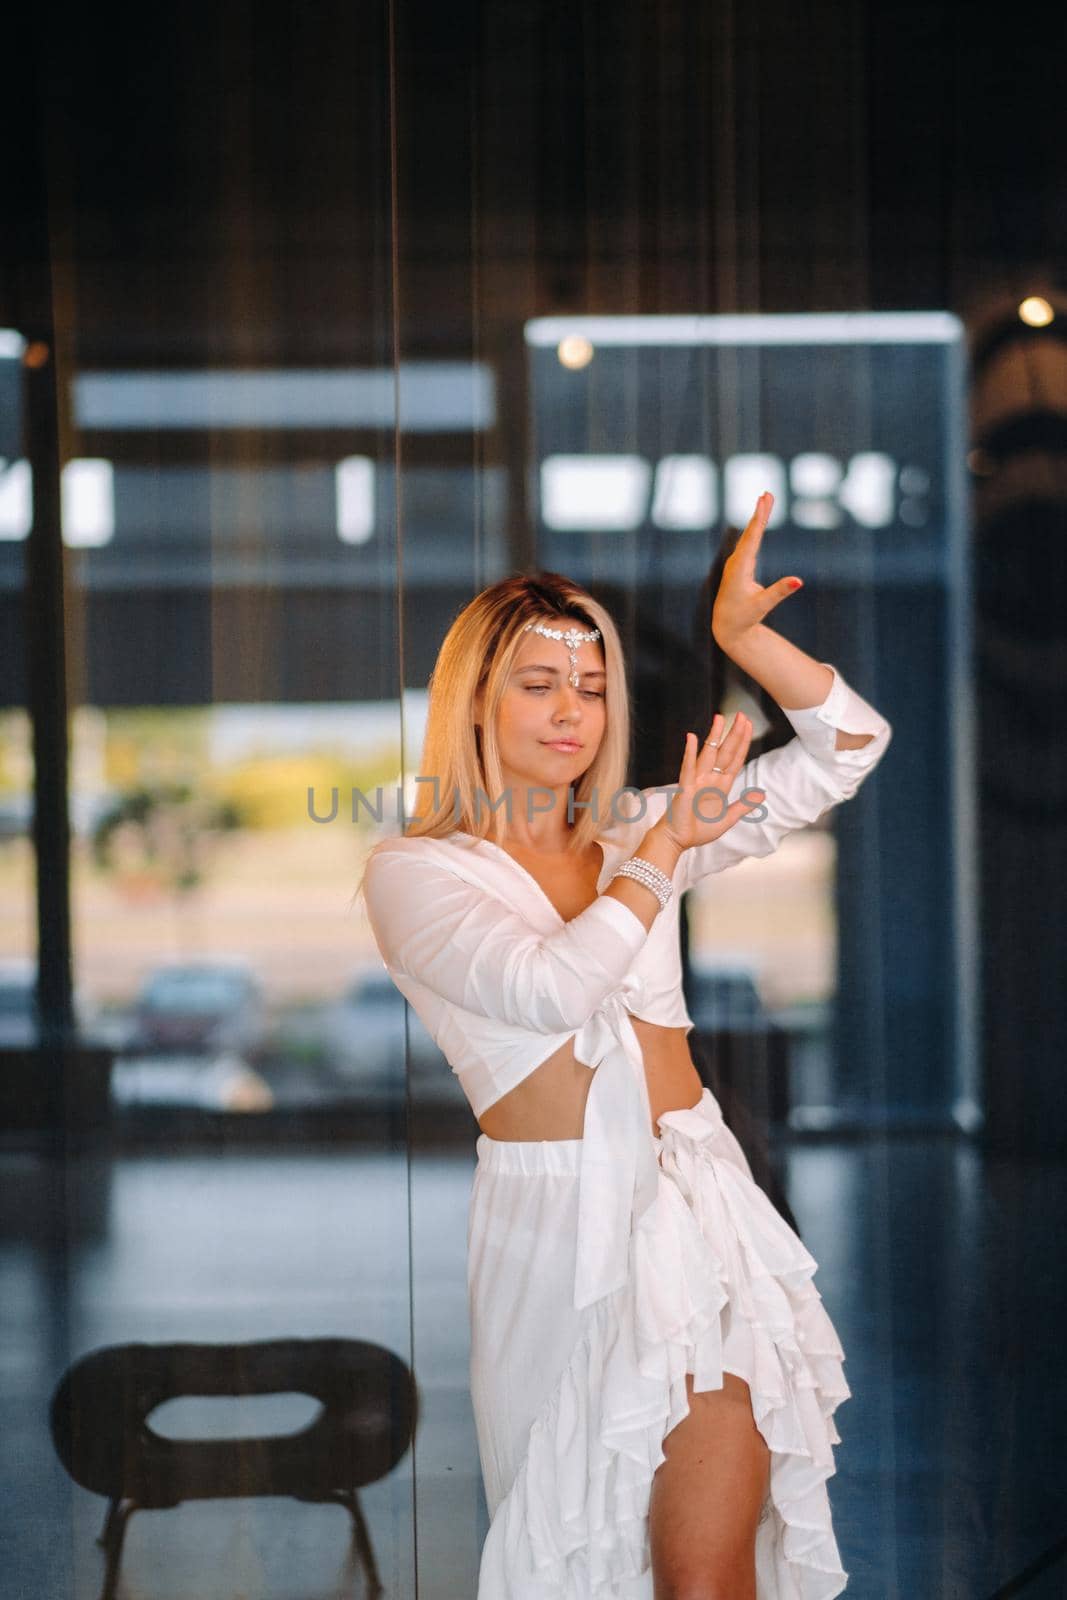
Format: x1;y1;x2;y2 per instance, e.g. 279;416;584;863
477;1092;850;1599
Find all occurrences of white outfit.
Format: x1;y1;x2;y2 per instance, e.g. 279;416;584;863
360;663;892;1599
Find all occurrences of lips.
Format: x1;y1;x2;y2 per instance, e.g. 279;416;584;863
543;740;582;752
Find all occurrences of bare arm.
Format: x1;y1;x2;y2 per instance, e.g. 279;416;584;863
711;489;878;751
600;817;684;928
720;624;875;750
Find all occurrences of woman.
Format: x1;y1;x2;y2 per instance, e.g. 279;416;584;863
358;491;892;1598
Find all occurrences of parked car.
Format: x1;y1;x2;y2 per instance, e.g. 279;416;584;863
127;959;268;1060
0;958;41;1048
0;956;97;1046
319;966;456;1096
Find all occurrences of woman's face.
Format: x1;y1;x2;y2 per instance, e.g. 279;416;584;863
481;620;607;800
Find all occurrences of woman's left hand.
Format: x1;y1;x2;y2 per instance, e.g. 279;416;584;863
711;492;803;649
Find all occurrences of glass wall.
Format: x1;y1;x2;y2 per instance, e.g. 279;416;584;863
2;4;1063;1598
0;333;37;1052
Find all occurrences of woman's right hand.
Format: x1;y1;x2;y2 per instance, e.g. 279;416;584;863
655;712;766;852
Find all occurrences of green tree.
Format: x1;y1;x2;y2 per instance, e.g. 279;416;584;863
90;782;245;941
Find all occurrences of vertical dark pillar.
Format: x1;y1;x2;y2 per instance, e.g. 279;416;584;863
23;329;75;1048
970;303;1067;1155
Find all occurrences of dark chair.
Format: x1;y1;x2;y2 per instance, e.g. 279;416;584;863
49;1337;418;1600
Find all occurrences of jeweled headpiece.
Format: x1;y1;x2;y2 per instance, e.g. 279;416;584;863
523;620;602;688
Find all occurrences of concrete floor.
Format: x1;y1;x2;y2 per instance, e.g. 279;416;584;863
2;1128;1065;1600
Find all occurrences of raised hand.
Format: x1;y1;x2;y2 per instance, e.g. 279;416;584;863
659;710;765;852
711;491;803;650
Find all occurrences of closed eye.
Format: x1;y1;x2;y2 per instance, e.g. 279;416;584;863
525;685;604;699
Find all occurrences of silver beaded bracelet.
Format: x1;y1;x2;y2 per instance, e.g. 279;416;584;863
611;854;674;911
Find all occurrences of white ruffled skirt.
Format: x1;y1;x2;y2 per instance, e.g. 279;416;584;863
467;1087;850;1598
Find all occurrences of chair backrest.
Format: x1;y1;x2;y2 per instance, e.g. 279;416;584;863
49;1337;418;1506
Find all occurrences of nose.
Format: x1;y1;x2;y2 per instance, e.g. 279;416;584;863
552;685;582;722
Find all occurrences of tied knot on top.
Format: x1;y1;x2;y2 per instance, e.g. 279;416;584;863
572;972;648;1070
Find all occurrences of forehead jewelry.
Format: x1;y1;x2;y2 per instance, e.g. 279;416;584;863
523;621;602;688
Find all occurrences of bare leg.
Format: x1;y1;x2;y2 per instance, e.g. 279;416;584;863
648;1371;771;1600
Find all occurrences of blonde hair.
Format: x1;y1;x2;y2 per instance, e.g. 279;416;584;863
354;572;631;896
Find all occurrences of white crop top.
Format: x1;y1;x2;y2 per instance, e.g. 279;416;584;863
359;662;892;1310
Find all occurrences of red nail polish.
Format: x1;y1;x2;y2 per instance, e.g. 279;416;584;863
789;578;803;589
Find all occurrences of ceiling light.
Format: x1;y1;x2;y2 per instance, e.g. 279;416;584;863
1018;296;1054;328
557;336;594;370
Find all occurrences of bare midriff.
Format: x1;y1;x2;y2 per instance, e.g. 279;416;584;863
474;842;704;1142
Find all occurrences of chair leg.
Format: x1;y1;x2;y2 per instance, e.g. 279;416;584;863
96;1498;119;1550
96;1498;136;1600
340;1490;383;1599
